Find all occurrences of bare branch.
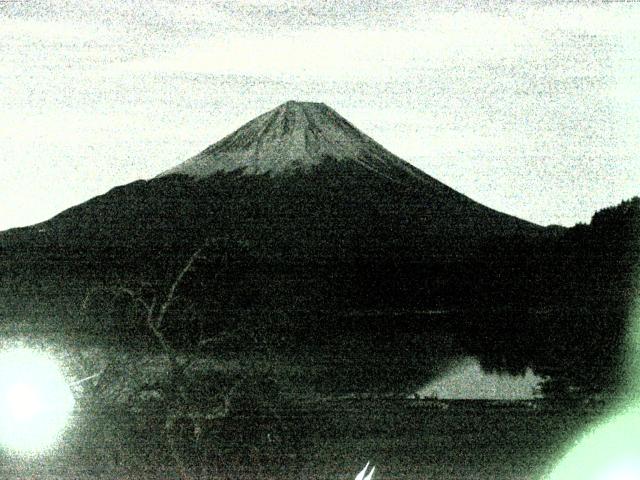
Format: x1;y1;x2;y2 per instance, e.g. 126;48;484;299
81;287;97;310
143;297;176;357
197;336;221;349
117;287;154;315
156;245;206;330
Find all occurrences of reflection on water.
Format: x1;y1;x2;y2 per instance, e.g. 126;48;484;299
0;333;609;479
416;356;545;400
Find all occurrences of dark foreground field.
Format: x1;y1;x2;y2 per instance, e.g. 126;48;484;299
0;399;606;480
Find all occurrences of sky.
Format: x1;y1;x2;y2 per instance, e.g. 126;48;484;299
0;0;639;231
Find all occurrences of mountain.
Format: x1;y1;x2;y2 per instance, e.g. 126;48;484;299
162;100;430;180
1;101;579;393
1;101;541;253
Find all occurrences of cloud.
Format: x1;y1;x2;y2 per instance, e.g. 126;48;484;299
120;11;551;80
118;3;638;82
0;18;101;40
533;2;640;36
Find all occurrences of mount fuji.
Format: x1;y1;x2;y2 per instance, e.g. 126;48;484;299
0;101;562;392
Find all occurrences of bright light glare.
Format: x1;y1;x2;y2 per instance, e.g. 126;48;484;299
0;348;75;453
355;462;375;480
600;460;640;480
7;383;43;420
545;295;640;478
544;406;640;479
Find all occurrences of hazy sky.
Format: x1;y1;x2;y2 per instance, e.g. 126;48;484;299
1;0;638;230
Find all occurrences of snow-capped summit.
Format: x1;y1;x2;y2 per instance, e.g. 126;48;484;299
161;101;422;181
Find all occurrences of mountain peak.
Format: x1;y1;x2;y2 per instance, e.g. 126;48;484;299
280;99;328;109
160;101;421;179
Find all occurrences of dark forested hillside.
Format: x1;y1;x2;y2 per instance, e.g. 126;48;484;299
466;197;640;396
2;196;636;394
